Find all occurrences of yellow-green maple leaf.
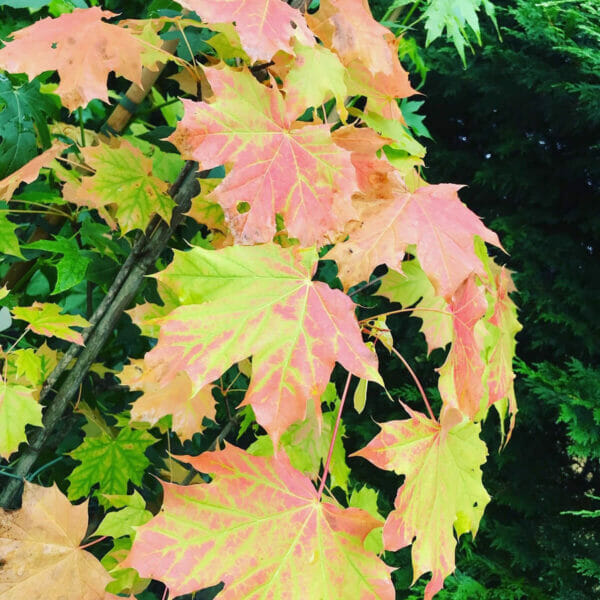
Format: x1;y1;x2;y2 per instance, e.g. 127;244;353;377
354;407;489;600
0;382;42;459
63;140;175;234
12;302;90;345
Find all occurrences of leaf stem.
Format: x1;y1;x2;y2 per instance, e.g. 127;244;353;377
388;344;438;423
79;535;107;550
317;372;352;500
348;275;386;298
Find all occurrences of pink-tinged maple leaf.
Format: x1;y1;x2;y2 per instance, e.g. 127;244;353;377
119;359;216;440
353;407;490;600
178;0;314;62
437;276;487;419
123;444;394;599
0;142;67;202
169;66;357;246
484;266;521;434
307;0;400;77
0;8;159;111
145;243;382;446
329;182;502;298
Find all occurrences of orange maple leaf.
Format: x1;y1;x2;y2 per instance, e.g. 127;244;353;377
0;8;160;110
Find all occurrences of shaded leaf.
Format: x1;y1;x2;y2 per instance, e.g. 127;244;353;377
67;427;157;502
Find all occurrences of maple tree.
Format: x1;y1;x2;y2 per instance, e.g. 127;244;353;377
0;1;518;599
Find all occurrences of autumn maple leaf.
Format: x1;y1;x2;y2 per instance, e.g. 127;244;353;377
124;444;394;599
354;407;490;600
0;142;67;202
145;243;381;445
0;482;118;599
0;8;160;111
169;65;357;246
329;181;502;299
178;0;314;62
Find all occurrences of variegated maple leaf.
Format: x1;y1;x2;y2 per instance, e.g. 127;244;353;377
169;66;357;246
482;264;521;434
12;302;90;345
124;445;394;599
437;275;488;419
329;181;502;299
354;407;490;600
178;0;314;62
62;140;175;234
0;8;161;111
146;243;381;445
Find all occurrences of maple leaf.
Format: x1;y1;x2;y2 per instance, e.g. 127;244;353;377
307;0;400;76
283;41;348;118
178;0;314;62
0;7;160;111
0;382;42;459
119;359;216;440
0;482;118;599
0;213;23;259
353;407;490;600
95;492;153;539
146;243;381;445
124;444;394;598
67;427;157;502
248;385;350;492
169;65;357;246
62;140;175;234
12;302;90;345
0;141;67;203
378;261;452;353
329;182;502;299
482;264;521;433
438;275;488;419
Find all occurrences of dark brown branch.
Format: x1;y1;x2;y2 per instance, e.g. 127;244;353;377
0;162;199;509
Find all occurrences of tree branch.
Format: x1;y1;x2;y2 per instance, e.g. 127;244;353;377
0;162;199;508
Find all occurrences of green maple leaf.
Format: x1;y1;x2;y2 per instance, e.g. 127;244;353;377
95;491;153;539
62;140;175;234
0;382;43;459
25;237;92;294
423;0;498;65
248;389;350;492
0;212;23;258
0;74;54;179
67;427;157;502
378;260;452;353
354;407;489;600
12;302;90;344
